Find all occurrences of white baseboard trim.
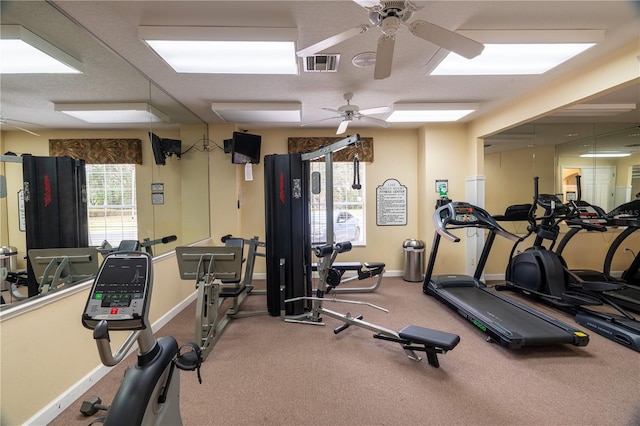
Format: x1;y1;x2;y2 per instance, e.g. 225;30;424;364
26;290;198;426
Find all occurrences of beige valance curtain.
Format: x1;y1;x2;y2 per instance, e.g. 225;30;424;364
287;137;374;162
49;139;143;164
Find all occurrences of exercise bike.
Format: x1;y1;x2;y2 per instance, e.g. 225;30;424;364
496;177;640;351
284;241;460;368
81;250;202;425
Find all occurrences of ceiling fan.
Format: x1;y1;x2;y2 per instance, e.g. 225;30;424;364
0;116;41;136
296;0;484;80
304;92;391;135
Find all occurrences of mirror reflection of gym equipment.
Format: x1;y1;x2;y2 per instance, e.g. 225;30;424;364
28;247;99;295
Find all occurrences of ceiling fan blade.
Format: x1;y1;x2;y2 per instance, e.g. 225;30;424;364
321;107;342;113
0;120;40;136
359;105;392;115
296;25;370;57
359;116;390;127
352;0;380;8
374;35;395;80
301;116;341;127
409;20;484;59
336;119;351;135
12;125;40;136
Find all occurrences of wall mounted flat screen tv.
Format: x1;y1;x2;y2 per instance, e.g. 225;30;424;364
231;132;261;164
149;132;182;166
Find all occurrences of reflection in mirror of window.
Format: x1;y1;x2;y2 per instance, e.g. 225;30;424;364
86;164;138;247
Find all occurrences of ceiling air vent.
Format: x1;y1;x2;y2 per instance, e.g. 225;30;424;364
304;54;340;72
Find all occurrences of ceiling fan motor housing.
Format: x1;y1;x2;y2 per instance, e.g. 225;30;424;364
369;1;415;26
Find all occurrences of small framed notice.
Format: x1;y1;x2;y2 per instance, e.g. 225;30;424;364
152;192;164;205
376;179;407;226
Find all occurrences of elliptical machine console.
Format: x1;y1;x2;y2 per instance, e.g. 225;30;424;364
82;251;201;425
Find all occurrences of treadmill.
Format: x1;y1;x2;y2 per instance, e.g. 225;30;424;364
423;202;589;349
555;199;640;314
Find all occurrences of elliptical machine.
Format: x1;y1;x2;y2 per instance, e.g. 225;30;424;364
496;177;640;352
81;251;202;425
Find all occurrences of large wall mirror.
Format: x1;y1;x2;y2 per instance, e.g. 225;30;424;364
0;1;210;308
482;84;638;278
485;83;640;214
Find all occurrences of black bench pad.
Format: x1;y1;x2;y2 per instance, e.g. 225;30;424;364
311;261;385;271
399;325;460;350
220;285;247;298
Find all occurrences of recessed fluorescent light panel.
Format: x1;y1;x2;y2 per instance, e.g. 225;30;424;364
386;103;478;123
212;102;301;123
431;30;603;75
553;103;637;116
55;103;169;124
139;26;298;74
0;25;82;74
579;152;631;158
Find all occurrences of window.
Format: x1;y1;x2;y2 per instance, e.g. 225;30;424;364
85;164;137;246
310;161;365;246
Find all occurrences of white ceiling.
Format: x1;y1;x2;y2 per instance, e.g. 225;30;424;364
1;0;639;153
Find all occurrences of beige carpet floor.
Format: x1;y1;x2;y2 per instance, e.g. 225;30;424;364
50;277;640;426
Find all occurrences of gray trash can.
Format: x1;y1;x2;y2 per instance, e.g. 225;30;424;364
402;239;425;282
1;246;18;291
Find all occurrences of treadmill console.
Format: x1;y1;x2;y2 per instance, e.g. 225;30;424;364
434;202;520;243
573;201;607;224
82;252;152;331
437;202;493;227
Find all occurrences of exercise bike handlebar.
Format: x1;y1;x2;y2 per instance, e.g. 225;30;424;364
93;320;148;367
141;234;177;247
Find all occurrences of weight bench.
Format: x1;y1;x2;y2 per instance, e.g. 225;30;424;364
287;242;460;367
375;325;460;368
311;261;386;293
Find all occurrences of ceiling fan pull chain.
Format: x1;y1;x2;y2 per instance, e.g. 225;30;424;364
352;152;361;190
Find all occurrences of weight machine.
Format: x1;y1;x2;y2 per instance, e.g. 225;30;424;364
176;236;268;360
264;134;385;316
285;241;460;367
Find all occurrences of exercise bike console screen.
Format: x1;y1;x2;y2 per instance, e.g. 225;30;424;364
82;252;152;331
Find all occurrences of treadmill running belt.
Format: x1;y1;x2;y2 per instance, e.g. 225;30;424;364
436;286;583;347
